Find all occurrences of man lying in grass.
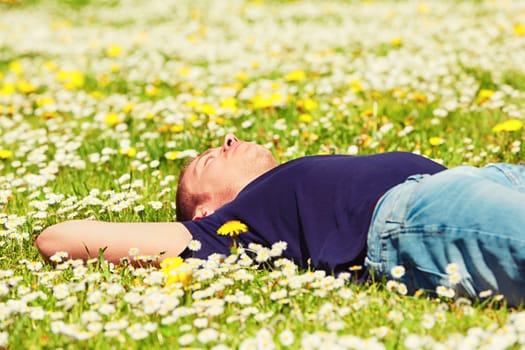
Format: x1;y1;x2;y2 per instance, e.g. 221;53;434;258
37;134;525;305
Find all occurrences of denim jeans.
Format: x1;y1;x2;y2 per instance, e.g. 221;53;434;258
365;163;525;306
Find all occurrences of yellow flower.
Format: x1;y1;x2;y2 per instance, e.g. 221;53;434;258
179;66;190;76
429;137;444;146
122;103;136;113
36;96;55;107
17;80;37;94
160;257;191;287
299;113;313;124
285;70;306;82
104;112;121;127
165;151;179;160
217;220;248;237
170;124;184;133
198;103;216;116
106;44;123;57
514;23;525;36
9;61;23;75
0;83;15;96
298;98;318;111
492;119;523;132
0;149;13;160
220;97;238;111
119;147;136;157
145;85;160;97
56;70;84;90
391;37;403;47
476;89;494;104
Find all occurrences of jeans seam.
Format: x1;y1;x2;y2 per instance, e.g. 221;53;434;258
487;164;525;192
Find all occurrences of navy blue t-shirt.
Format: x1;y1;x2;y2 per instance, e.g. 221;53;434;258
181;152;446;275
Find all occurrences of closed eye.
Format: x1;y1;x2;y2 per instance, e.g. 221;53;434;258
204;155;215;167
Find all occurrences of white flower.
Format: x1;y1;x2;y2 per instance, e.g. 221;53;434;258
448;272;461;285
0;331;8;346
188;239;202;252
149;201;163;210
53;283;70;300
396;282;408;296
179;333;195;346
197;328;219;344
421;313;435;329
445;263;459;275
390;265;405;279
128;247;139;256
255;247;271;263
479;289;493;298
387;310;404;324
436;285;455;298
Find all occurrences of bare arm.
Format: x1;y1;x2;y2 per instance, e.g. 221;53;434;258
35;220;192;266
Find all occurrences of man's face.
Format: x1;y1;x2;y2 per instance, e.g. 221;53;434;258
183;133;277;213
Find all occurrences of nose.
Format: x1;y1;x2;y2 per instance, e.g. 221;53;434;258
223;133;239;150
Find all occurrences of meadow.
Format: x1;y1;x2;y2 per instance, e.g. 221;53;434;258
1;0;525;348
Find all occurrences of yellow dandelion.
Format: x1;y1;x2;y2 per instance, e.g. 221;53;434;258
119;147;136;157
285;70;306;82
492;119;523;132
477;89;494;104
198;103;217;116
217;220;248;237
104;112;121;127
122;103;136;114
299;113;313;124
391;37;403;47
220;97;237;111
170;124;184;133
36;96;55;107
300;98;318;111
160;257;191;287
145;85;160;97
17;80;37;94
0;83;15;96
178;66;190;76
514;23;525;36
0;149;13;160
106;44;123;57
8;61;23;75
429;137;444;146
164;151;179;160
236;71;248;82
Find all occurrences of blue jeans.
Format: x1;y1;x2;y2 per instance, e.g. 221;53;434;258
365;163;525;306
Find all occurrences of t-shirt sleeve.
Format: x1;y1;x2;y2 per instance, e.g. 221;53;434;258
179;214;233;259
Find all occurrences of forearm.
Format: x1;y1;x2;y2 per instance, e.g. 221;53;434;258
35;220;192;266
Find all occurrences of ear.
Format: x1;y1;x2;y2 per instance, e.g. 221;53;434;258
192;205;215;221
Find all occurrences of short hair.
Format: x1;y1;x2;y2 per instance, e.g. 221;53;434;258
175;158;210;221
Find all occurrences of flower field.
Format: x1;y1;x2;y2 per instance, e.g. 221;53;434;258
1;0;525;348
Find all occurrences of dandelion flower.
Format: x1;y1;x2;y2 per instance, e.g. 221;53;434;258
0;150;13;160
104;113;121;127
217;220;248;237
160;257;191;286
492;119;523;132
429;137;444;146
